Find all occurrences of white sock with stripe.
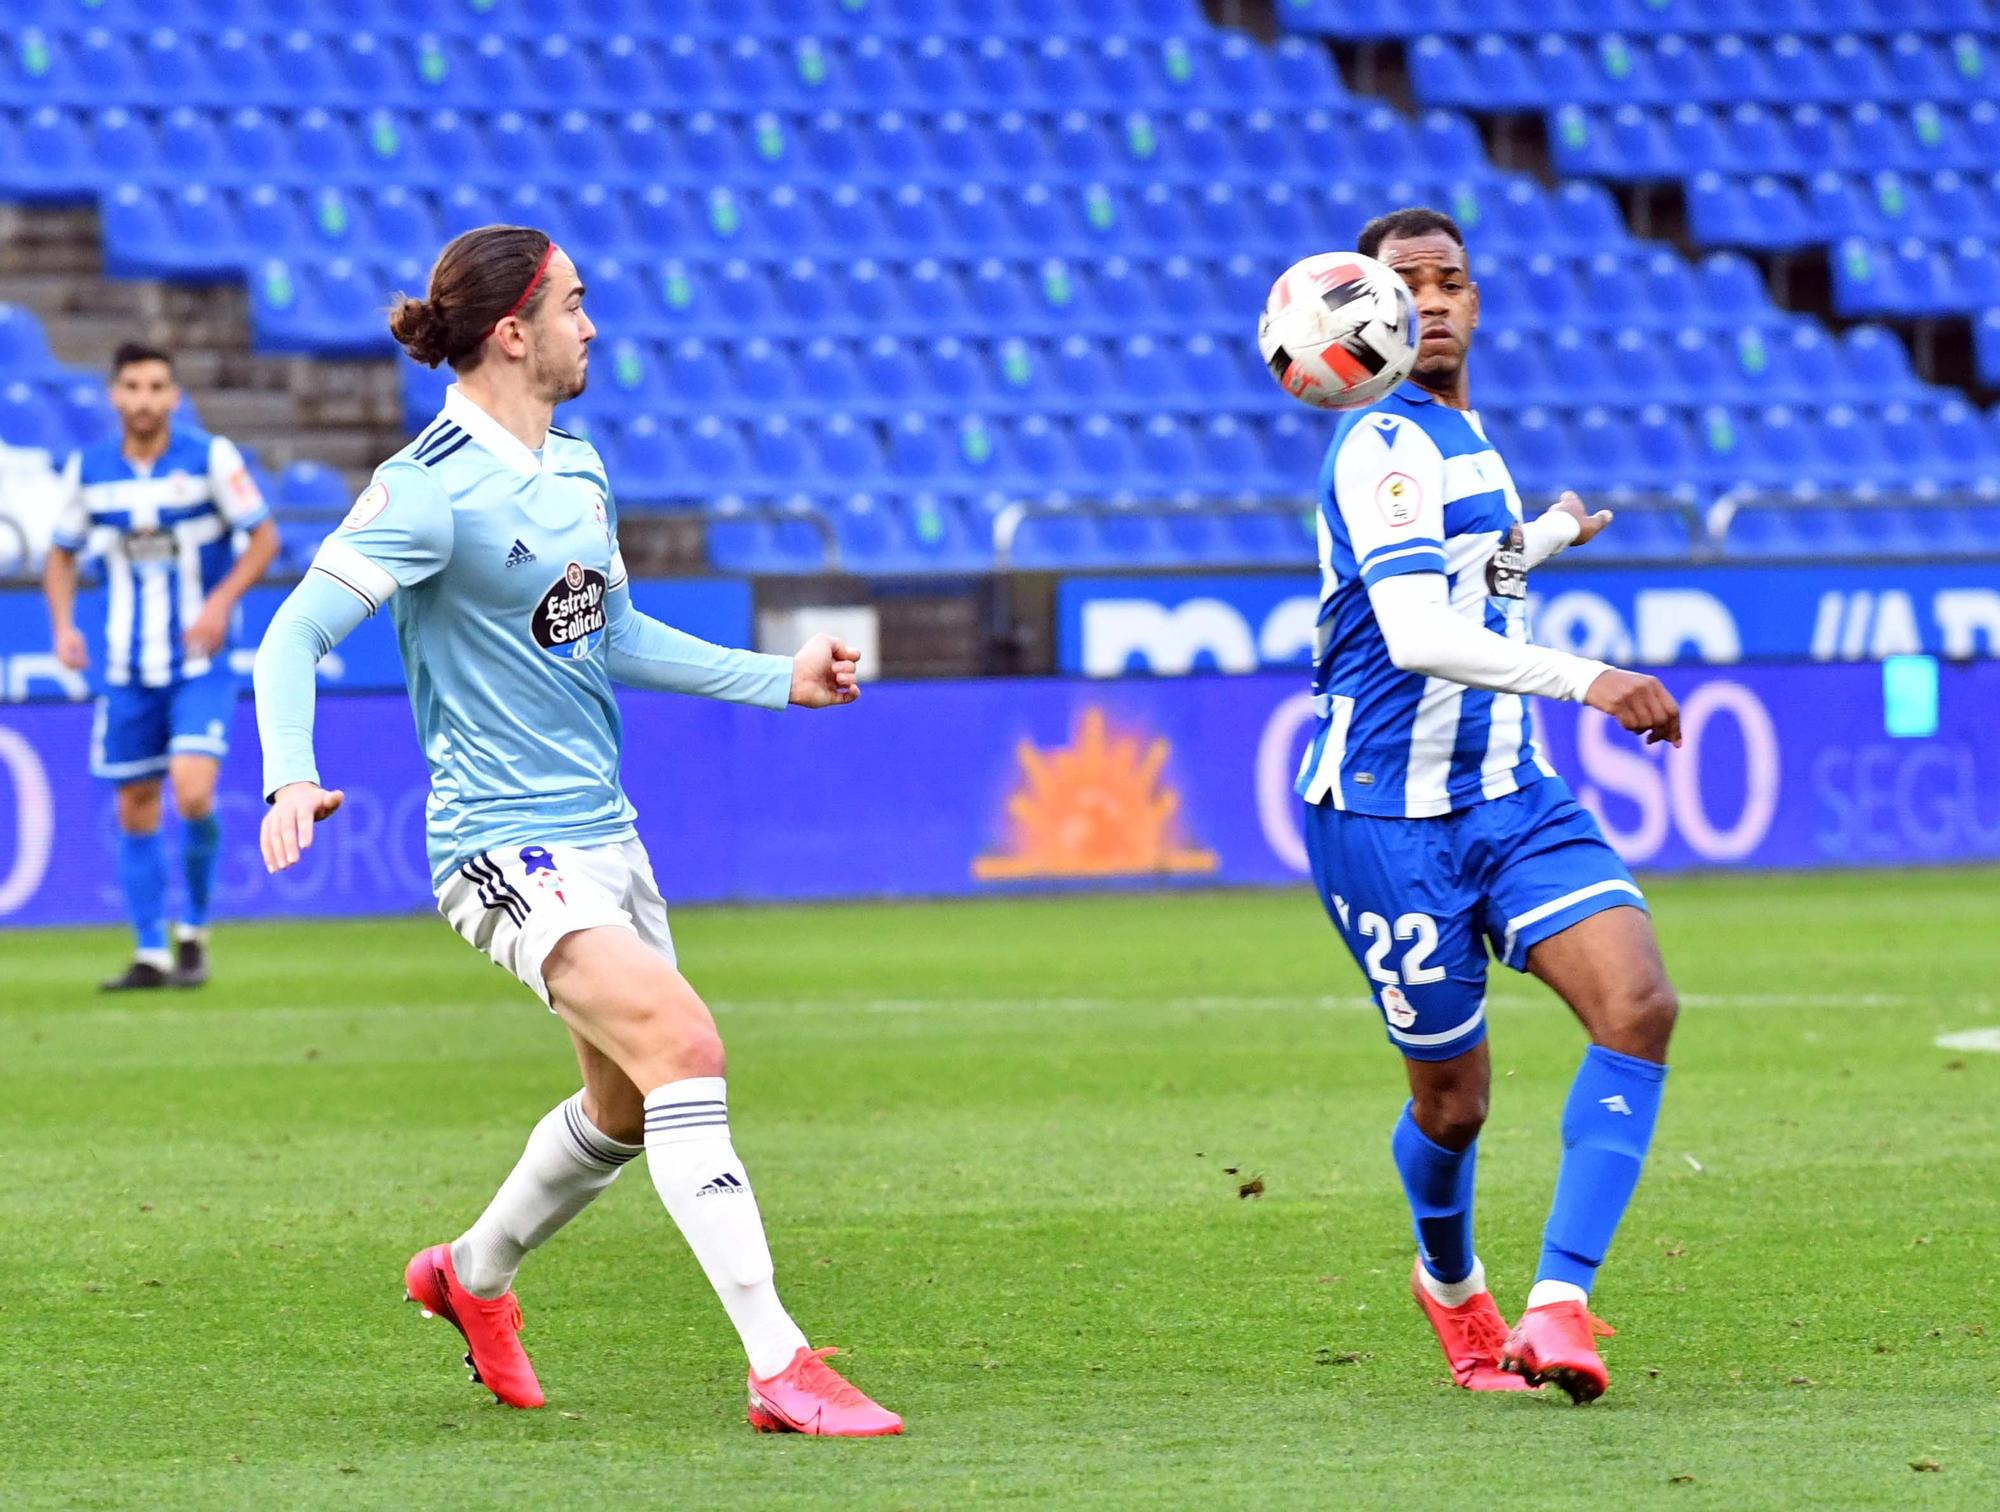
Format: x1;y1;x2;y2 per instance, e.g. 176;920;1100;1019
451;1090;641;1299
642;1077;809;1379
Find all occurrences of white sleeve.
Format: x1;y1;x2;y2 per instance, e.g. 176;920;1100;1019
1367;573;1609;702
1327;412;1449;587
1520;503;1582;570
208;435;270;528
48;451;89;551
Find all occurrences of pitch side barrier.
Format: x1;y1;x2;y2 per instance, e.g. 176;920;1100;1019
1;659;1994;928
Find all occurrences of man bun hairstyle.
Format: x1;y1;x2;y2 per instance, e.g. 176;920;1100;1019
1357;206;1466;260
388;224;554;373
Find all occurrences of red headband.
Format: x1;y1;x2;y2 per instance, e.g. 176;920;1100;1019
487;241;558;338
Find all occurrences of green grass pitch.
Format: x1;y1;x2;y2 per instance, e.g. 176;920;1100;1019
4;870;1996;1509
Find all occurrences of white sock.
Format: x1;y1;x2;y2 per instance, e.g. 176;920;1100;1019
1526;1279;1590;1310
1417;1255;1488;1309
451;1091;642;1299
174;923;210;944
642;1077;809;1380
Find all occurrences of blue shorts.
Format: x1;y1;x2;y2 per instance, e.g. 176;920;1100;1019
1304;775;1645;1062
91;663;238;782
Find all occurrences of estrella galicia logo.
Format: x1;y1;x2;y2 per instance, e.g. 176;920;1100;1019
519;845;557;875
532;560;607;660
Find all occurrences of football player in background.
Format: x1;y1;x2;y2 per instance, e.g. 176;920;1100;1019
42;342;278;990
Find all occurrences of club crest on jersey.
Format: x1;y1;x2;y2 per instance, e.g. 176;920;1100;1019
1381;985;1418;1030
532;561;607;660
342;482;389;531
1376;471;1422;527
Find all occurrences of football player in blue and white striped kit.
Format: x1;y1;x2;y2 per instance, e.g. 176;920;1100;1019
1298;210;1683;1402
41;342;278;990
253;227;898;1435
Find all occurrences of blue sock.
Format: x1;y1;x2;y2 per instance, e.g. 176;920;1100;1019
181;813;221;929
1536;1045;1669;1293
116;830;169;956
1391;1101;1477;1286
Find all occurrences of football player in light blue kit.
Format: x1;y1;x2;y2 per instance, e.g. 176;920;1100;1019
253;227;900;1436
1297;209;1683;1402
42;341;278;990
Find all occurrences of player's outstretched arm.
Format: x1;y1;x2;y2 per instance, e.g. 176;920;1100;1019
252;571;369;871
1368;575;1681;747
601;578;798;709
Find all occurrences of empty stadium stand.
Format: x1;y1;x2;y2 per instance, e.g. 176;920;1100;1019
2;0;1998;574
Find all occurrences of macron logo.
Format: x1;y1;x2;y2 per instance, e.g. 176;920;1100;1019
505;539;536;568
1373;418;1400;449
1600;1095;1633;1116
695;1173;747;1197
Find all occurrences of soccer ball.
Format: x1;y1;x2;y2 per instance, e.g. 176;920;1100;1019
1257;252;1419;411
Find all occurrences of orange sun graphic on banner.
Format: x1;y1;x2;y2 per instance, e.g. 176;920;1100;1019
973;708;1219;881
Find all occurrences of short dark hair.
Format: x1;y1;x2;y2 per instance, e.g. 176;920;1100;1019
1357;207;1466;261
111;341;174;377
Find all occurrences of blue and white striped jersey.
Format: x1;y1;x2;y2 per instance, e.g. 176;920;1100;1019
50;427;269;687
1294;383;1554;818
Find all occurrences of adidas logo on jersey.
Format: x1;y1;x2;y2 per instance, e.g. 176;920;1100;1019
695;1172;747;1197
504;539;536;568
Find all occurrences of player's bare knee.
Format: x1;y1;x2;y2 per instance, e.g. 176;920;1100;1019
677;1020;727;1081
117;781;162;833
1599;978;1678;1060
172;785;214;822
1412;1084;1488;1149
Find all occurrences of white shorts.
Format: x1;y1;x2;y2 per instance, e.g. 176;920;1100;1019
436;836;676;1007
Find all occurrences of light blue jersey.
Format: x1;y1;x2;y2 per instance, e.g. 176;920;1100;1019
1294;383;1553;819
256;384;791;887
50;427;269;687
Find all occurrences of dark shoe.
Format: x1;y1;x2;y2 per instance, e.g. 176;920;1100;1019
101;960;172;992
172;936;209;988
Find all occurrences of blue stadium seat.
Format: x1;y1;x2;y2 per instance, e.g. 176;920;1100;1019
1687;170;1759;245
153;105;225;184
258;257;390;355
1605;326;1677;404
0;305;60;380
93;107;159;185
73;28;143;108
612;415;684;505
1630;404;1698;493
1843;325;1923;397
1828;34;1893;100
0;380;65;453
1518;255;1583;328
1947;236;2000;308
275;459;349;513
1979;308;2000;386
1889;31;1958;100
1815;404;1897;487
812;413;885;490
707;499;833;574
1567;406;1640;494
0;107;91;198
